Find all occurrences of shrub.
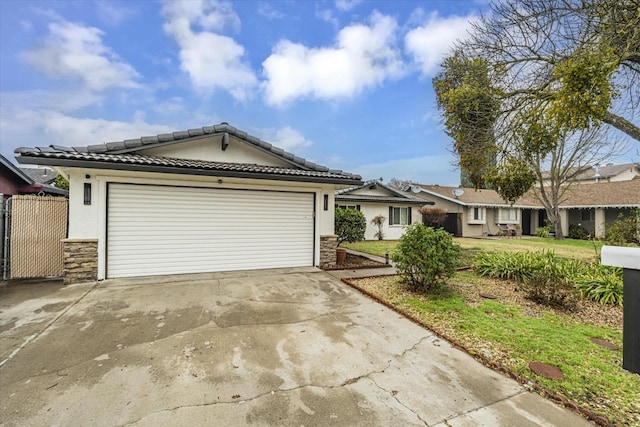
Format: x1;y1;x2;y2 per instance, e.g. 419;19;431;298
519;268;579;311
335;208;366;246
392;223;460;292
420;207;448;228
370;215;386;240
574;263;623;306
606;210;639;246
473;250;622;308
568;223;590;240
536;226;550;238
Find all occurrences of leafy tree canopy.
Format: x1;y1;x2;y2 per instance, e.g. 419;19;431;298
433;0;639;202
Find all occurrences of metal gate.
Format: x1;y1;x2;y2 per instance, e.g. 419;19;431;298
2;195;68;279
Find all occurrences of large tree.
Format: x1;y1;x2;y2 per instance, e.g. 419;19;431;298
434;0;639;203
529;127;624;239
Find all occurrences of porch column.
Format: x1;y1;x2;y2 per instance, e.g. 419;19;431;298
594;208;606;238
560;209;569;237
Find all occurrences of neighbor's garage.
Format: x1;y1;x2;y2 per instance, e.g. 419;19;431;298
106;183;315;278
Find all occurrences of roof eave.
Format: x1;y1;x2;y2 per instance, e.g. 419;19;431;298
16;155;362;186
335;195;431;205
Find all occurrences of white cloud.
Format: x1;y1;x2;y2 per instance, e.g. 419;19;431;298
262;11;405;106
258;126;313;151
95;1;137;26
1;89;102;113
162;0;257;100
405;12;476;76
20;21;139;92
257;3;284;20
38;110;174;147
335;0;363;12
316;9;339;28
352;154;460;186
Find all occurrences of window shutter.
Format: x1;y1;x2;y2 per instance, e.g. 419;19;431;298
408;207;412;224
389;206;393;224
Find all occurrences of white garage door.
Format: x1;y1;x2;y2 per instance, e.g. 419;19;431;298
107;183;315;278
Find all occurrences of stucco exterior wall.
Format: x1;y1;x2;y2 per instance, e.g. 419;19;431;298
355;203;421;240
140;136;291;168
64;167;337;279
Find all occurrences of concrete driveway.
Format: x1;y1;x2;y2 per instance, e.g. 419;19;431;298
0;268;591;426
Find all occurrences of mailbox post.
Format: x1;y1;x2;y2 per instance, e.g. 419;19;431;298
601;246;640;374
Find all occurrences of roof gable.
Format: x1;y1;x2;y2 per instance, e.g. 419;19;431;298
14;122;362;186
137;135;290;168
335;180;428;204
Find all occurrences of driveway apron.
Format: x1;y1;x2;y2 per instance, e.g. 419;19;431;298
0;269;591;426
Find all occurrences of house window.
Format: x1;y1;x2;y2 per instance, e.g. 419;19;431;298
390;206;411;225
581;209;594;221
337;205;360;211
499;208;518;222
468;207;486;224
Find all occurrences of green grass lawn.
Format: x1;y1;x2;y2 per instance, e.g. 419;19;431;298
350;272;639;426
344;236;603;263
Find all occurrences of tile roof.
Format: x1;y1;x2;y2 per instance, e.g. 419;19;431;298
336;179;426;202
335;194;428;204
15;151;360;183
14;122;361;185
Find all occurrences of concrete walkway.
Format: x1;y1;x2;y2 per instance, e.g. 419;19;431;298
0;269;592;426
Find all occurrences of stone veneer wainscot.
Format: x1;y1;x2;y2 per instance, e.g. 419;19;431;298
63;239;98;285
320;234;337;266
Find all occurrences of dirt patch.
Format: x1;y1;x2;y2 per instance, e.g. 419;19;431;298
322;253;388;271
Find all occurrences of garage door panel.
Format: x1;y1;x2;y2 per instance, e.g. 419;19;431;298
107;184;314;278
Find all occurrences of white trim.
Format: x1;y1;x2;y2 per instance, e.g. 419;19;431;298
467;207;486;224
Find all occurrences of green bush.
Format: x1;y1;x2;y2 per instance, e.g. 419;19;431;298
536;226;550;238
335;208;366;246
520;270;579;310
606;210;639;246
392;223;460;292
473;250;622;307
568;223;590;240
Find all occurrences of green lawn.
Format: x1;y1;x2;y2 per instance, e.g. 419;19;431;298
350;273;638;426
344;236;603;263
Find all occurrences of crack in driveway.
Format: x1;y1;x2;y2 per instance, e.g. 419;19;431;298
120;335;431;426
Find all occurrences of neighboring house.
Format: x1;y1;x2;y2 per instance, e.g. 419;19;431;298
542;162;640;185
556;180;640;237
20;166;57;186
15;122;362;283
411;185;540;238
335;180;431;240
411;180;640;238
1;154;67;198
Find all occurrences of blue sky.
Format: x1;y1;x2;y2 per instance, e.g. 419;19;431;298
2;0;499;185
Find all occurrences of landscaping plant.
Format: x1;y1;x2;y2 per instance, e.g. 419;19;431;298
536;226;550;238
606;209;640;246
335;208;366;246
473;250;623;307
370;215;386;240
392;223;460;292
568;223;590;240
420;207;448;228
